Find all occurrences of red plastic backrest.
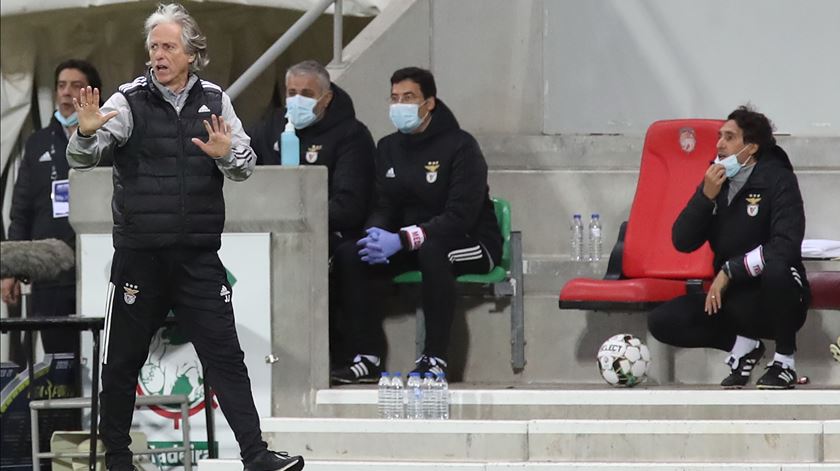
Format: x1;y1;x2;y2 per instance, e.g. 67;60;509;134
622;119;722;279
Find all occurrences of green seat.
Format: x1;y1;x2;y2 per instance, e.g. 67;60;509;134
393;197;512;284
390;197;525;372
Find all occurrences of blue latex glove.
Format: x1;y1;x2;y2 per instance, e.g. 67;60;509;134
357;227;402;264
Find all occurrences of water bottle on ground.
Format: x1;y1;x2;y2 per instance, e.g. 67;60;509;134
377;372;390;419
390;372;404;419
436;372;450;420
280;118;300;166
406;372;423;419
589;213;602;262
570;214;584;261
421;373;435;419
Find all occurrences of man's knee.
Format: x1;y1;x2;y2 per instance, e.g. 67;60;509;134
334;239;363;269
760;261;803;292
417;239;451;273
647;305;675;344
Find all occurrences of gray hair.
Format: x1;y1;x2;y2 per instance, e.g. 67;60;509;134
286;60;331;94
144;3;209;72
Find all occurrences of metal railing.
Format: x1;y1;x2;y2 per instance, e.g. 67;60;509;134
227;0;345;100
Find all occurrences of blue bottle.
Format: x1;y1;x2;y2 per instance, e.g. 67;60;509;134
280;119;300;166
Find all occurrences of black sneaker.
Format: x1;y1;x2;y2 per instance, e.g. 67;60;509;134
108;465;137;471
330;355;381;384
756;361;797;389
410;354;448;377
720;341;765;389
244;450;304;471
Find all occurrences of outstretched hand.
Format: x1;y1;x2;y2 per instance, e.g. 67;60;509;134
74;86;118;136
192;114;232;159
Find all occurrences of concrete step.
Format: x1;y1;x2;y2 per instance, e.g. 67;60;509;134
315;387;840;420
258;417;838;464
199;460;840;471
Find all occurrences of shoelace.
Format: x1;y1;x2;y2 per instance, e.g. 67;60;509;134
831;336;840;363
271;451;292;459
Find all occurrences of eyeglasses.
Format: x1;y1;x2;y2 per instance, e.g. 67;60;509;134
387;93;426;105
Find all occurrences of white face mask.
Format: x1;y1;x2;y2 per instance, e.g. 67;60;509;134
714;146;751;178
286;94;322;129
389;100;428;133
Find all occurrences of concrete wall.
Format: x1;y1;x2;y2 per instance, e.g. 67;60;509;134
334;0;840;138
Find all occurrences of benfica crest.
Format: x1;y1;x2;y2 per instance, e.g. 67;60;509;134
123;283;139;305
746;194;761;217
424;161;440;183
305;144;322;164
679;127;696;153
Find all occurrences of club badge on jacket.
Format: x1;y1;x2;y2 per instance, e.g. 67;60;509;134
306;145;322;163
425;161;440;183
746;194;761;217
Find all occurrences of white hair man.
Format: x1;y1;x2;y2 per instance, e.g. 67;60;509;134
66;3;303;470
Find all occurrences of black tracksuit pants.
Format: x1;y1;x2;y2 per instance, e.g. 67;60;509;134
333;235;496;361
648;262;809;355
100;248;266;467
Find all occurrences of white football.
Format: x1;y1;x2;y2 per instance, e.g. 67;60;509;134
597;333;650;387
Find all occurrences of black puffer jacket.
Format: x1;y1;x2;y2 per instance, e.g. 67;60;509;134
112;72;225;250
367;99;502;264
673;144;808;287
250;83;375;233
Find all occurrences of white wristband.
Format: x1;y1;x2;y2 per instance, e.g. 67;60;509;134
401;225;425;251
743;245;765;277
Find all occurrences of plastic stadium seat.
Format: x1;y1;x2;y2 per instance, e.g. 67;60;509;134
809;271;840;310
559;119;724;311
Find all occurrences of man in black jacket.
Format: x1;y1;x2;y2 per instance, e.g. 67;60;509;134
648;106;810;389
66;4;303;471
249;60;375;253
330;67;502;384
2;59;105;356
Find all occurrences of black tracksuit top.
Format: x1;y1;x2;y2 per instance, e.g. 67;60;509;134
250;83;375;233
367;99;502;264
673;145;809;289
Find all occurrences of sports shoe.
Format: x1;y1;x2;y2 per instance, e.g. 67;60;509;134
720;341;765;389
756;361;797;389
410;354;448;377
330;355;381;384
108;465;137;471
244;449;304;471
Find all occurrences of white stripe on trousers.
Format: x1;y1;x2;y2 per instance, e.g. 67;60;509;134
102;282;115;365
448;245;482;263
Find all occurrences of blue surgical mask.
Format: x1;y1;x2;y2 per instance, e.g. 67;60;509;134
285;94;320;129
389;102;428;134
715;146;751;178
54;110;78;128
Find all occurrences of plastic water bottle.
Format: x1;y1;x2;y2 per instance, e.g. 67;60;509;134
377;372;390;419
436;373;450;420
589;213;602;262
389;372;404;419
280;119;300;166
570;214;584;261
406;372;423;419
421;373;435;419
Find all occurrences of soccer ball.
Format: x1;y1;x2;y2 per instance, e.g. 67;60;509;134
597;333;651;387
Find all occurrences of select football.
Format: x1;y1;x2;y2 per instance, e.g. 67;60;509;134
597;333;651;387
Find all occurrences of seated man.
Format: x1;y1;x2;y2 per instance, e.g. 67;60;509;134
249;60;375;252
648;106;810;389
330;67;502;383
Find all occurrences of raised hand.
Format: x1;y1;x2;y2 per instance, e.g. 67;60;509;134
191;114;232;159
702;163;727;201
74;86;118;136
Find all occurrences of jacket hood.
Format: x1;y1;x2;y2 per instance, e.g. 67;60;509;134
398;98;460;146
296;82;356;134
759;144;794;171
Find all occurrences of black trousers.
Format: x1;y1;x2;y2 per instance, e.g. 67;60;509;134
648;262;809;355
100;249;266;467
333;235;495;361
32;284;79;356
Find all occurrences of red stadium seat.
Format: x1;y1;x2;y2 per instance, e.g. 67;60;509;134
559;119;723;311
809;271;840;310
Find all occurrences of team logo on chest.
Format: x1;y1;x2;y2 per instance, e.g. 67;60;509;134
305;144;322;164
424;161;440;183
745;193;761;217
124;283;139;305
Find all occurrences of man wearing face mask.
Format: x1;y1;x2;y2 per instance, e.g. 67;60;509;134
329;67;502;383
648;105;810;390
249;60;375;253
2;59;108;358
